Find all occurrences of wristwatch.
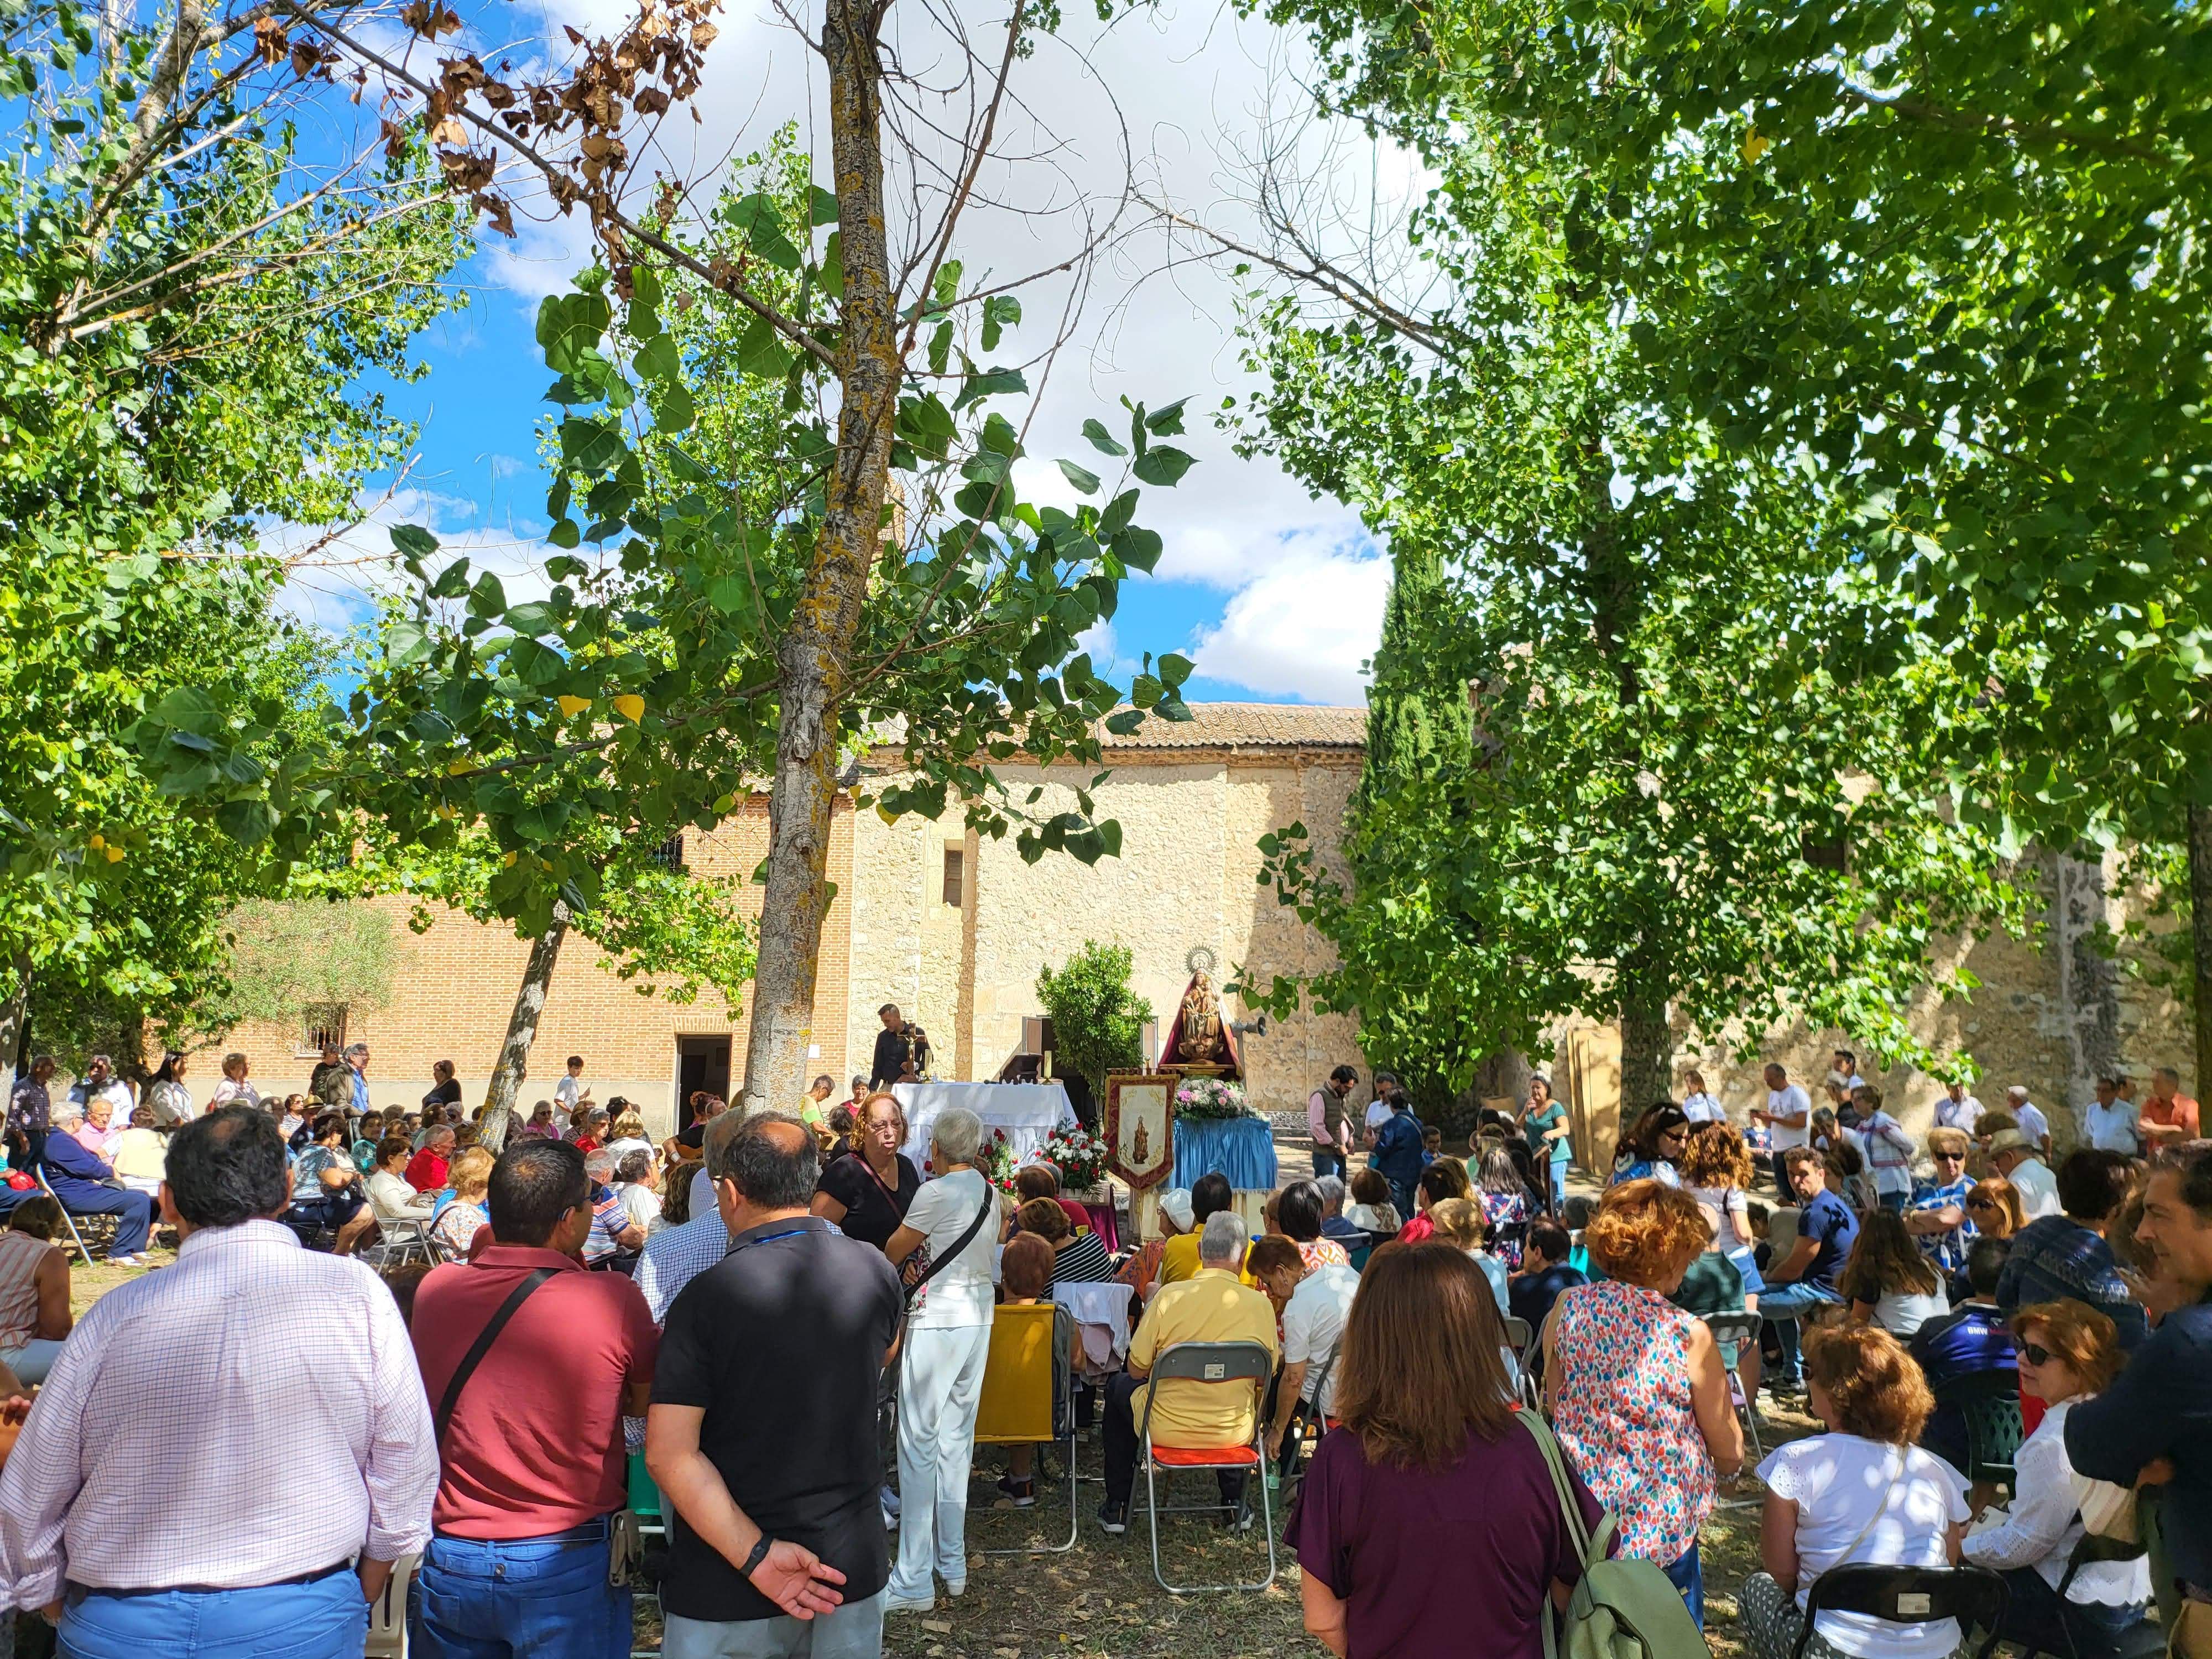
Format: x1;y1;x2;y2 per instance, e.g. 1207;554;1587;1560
740;1535;774;1582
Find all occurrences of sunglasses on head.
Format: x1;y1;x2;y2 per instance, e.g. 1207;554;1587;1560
2020;1343;2054;1368
1966;1194;1997;1208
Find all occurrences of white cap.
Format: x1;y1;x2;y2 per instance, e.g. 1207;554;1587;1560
1158;1188;1194;1232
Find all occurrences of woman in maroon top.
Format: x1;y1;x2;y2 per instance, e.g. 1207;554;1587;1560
1286;1241;1607;1658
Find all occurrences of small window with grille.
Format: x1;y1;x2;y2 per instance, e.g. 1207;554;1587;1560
942;847;964;907
300;1004;347;1057
654;834;686;870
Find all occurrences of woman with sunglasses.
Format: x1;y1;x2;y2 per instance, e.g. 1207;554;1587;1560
1953;1178;2026;1301
1961;1300;2155;1658
1610;1102;1691;1188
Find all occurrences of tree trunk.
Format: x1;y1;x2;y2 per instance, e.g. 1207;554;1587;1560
483;906;568;1129
2189;804;2212;1096
737;0;899;1114
1617;948;1673;1123
0;958;29;1103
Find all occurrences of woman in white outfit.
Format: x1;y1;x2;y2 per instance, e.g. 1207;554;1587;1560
881;1105;1001;1614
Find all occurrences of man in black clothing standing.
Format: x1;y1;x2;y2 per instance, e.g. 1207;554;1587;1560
869;1004;910;1092
647;1111;903;1658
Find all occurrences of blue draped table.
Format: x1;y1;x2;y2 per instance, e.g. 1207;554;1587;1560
1172;1115;1277;1192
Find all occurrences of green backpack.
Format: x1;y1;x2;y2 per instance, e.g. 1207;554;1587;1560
1519;1411;1714;1659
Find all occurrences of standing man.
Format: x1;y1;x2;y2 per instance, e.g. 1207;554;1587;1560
1369;1092;1426;1221
2005;1084;2054;1162
2083;1074;2142;1156
1933;1079;1984;1135
647;1113;902;1657
6;1056;54;1164
1306;1066;1358;1182
870;1005;909;1092
64;1057;133;1125
556;1056;593;1115
2142;1066;2201;1149
1988;1128;2064;1221
2065;1142;2212;1656
308;1044;351;1111
408;1139;658;1658
0;1105;436;1656
345;1042;373;1117
1749;1062;1812;1194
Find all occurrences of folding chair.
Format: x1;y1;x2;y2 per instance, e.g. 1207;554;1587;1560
362;1213;437;1269
1500;1313;1538;1407
971;1300;1078;1554
1135;1339;1278;1595
1932;1370;2023;1494
1793;1563;2007;1659
2016;1535;2167;1659
35;1166;106;1266
1701;1311;1765;1460
363;1552;417;1658
625;1451;669;1659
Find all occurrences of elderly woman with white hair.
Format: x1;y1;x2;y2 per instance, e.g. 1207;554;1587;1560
880;1105;1003;1613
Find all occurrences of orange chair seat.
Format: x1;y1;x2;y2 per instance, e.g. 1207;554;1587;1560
1149;1443;1260;1468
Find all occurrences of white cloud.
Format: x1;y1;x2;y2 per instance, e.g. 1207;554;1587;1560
260;487;574;635
1187;531;1388;704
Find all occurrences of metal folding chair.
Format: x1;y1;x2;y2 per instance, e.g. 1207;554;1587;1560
1702;1311;1765;1460
971;1300;1079;1554
1501;1313;1538;1407
1135;1339;1277;1595
362;1213;437;1268
1794;1563;2007;1659
363;1551;416;1658
35;1166;106;1266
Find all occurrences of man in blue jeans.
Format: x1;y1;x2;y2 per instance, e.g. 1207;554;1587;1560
1757;1146;1859;1395
1368;1092;1426;1220
409;1139;659;1658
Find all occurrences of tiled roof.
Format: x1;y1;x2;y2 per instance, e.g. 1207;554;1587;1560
1097;702;1366;753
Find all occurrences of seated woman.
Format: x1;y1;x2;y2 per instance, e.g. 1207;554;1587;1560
1275;1180;1351;1272
429;1147;494;1258
366;1135;436;1223
994;1231;1059;1509
1425;1198;1511;1316
288;1111;378;1255
1838;1208;1950;1337
0;1197;71;1384
106;1106;168;1199
1743;1323;1971;1659
1610;1102;1690;1188
1961;1301;2154;1658
1013;1196;1113;1284
1545;1178;1743;1627
1343;1167;1401;1238
1287;1243;1608;1658
1397;1159;1469;1244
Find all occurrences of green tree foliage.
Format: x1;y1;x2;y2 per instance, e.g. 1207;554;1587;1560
1036;941;1151;1108
200;898;400;1042
1256;0;2212;1073
1229;139;2022;1103
0;0;467;1070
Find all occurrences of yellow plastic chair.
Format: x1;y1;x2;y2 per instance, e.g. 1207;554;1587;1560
970;1300;1077;1554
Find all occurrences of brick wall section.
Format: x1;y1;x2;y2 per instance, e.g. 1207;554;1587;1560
214;799;855;1138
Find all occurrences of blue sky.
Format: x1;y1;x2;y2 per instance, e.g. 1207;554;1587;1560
275;0;1400;707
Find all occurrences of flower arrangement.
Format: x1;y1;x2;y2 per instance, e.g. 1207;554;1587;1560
1035;1125;1109;1191
1175;1076;1250;1120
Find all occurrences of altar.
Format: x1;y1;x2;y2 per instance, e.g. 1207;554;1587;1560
894;1080;1077;1170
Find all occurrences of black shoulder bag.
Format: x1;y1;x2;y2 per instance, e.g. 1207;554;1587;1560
434;1266;557;1447
902;1183;995;1308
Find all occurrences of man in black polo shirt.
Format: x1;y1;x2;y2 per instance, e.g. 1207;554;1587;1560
647;1112;903;1658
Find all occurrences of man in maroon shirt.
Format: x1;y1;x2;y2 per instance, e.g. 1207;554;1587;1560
404;1125;456;1195
408;1138;658;1658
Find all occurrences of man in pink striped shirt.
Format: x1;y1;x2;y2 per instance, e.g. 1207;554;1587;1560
0;1106;437;1658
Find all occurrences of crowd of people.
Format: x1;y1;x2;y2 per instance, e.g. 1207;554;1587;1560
0;1043;2203;1659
